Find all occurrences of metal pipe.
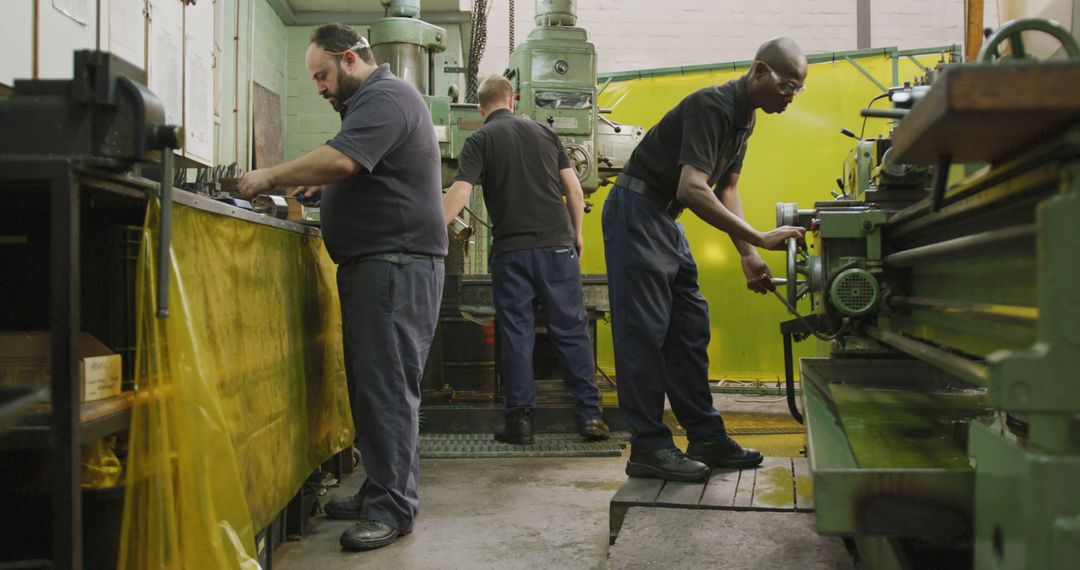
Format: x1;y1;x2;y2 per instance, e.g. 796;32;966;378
783;332;804;424
883;224;1036;267
888;296;1038;326
157;149;174;319
860;108;907;119
866;327;989;387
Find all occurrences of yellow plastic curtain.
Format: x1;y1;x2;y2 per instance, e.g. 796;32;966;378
119;200;354;568
586;52;946;380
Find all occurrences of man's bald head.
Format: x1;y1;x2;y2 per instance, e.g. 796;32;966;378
754;37;808;78
746;37;807;114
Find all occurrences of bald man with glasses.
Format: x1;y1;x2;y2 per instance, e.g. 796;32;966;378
602;37;808;482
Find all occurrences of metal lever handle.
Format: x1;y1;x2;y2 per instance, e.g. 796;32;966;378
860;108;908;120
156;148;173;319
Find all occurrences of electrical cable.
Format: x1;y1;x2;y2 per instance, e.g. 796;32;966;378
859;92;892;139
770;289;846;342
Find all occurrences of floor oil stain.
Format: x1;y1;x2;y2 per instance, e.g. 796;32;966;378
753;465;795;507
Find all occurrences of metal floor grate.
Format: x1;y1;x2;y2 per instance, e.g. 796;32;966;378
419;431;630;458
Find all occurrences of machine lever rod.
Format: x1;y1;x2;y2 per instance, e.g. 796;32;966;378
888;296;1038;326
860;108;909;119
866;327;989;387
929;154;952;212
883;224;1036;268
156;149;173;319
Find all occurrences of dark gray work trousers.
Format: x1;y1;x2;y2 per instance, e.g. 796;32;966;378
491;246;603;423
337;256;444;533
601;185;727;453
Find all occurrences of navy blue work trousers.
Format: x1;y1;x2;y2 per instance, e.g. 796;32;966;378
491;246;602;423
601;186;727;453
337;256;444;533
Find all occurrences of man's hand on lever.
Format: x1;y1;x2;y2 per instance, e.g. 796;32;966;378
741;250;774;293
743;227;804;294
757;225;805;250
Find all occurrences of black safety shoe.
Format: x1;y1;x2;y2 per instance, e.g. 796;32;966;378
494;409;534;445
578;418;611;441
686;436;764;468
324;479;367;520
339;519;401;551
626;447;709;482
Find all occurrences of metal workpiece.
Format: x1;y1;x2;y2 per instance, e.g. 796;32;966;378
251;194;290;220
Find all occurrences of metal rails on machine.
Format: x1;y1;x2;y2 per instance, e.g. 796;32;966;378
773;19;1080;569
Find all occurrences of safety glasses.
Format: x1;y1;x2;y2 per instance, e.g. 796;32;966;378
759;61;805;96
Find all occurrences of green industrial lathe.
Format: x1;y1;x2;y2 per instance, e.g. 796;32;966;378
775;26;1080;568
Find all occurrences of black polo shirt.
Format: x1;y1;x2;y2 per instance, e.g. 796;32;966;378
321;64;448;263
624;75;755;200
454;108;575;257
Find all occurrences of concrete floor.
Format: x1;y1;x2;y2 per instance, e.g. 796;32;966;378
274;455;626;569
275;395;835;569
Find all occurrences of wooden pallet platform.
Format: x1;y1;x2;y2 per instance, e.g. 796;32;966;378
609;456;814;544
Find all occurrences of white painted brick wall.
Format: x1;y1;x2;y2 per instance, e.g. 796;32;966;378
476;0;1001;77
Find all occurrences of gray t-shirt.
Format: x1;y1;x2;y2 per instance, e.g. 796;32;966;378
321;64;448;263
454;109;574;257
624;76;755;199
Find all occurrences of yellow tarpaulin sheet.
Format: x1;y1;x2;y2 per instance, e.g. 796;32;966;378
119;201;354;568
587;51;947;380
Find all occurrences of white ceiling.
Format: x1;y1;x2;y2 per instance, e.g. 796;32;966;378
285;0;466;12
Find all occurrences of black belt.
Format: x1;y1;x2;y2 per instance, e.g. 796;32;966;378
615;173;684;218
342;252;441;266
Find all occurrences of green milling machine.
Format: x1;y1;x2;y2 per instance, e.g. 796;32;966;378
773;20;1080;569
367;0;642;426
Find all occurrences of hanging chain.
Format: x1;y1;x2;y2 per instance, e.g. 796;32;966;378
467;0;489;102
508;0;515;57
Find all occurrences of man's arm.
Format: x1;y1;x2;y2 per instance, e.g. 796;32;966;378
714;171;756;257
239;144;358;197
677;165;803;249
677;165;804;292
714;171;774;293
558;168;585;254
443;180;474;225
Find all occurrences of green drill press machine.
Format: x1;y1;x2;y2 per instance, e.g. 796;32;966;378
774;21;1080;569
368;0;640;422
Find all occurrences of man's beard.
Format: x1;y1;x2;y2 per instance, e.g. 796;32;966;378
330;70;364;112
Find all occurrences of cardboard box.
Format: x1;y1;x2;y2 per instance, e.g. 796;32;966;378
0;332;122;402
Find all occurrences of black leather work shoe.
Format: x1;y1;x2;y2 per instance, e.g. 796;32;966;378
626;447;709;482
578;418;611;441
339;519;401;551
686;436;765;469
324;479;367;520
494;409;534;445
